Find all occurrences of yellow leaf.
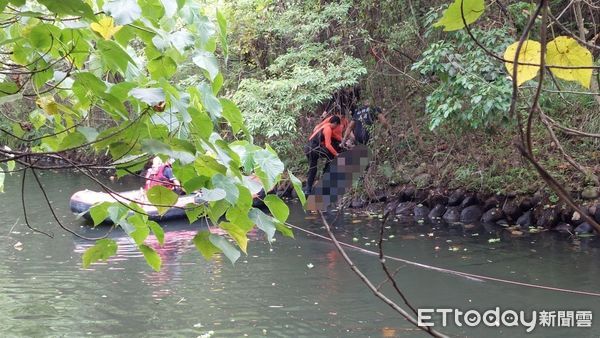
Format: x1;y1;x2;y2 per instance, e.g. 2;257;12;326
90;16;122;40
35;96;59;115
546;36;593;88
503;40;541;86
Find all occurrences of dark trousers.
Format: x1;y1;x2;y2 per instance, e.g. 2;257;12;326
304;144;336;194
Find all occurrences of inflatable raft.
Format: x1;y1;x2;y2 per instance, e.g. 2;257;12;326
70;189;264;222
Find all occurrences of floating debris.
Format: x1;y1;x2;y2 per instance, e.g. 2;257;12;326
488;238;501;243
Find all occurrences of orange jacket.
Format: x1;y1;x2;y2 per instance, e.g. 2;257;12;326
308;123;338;157
312;115;348;141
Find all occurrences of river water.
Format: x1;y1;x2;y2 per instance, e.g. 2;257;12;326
1;172;600;337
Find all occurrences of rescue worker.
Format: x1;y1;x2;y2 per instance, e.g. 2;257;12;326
303;116;341;195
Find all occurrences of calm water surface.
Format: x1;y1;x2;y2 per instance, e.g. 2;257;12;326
1;172;600;337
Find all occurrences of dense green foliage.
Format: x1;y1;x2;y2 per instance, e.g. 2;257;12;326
225;0;367;152
412;25;513;130
0;0;302;269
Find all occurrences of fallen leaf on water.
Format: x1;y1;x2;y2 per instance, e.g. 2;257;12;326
488;238;501;243
306;263;314;269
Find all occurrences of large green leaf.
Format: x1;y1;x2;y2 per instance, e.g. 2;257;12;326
148;220;164;245
219;222;248;254
200;187;226;202
103;0;142;25
209;234;240;264
37;0;95;19
216;9;228;60
130;88;165;106
127;214;150;245
198;83;222;118
288;171;306;206
226;205;254;232
220;99;243;134
254;149;284;190
264;194;289;223
139;244;162;271
193;230;220;260
97;40;135;73
148;55;177;80
89;201;113;226
211;174;238;204
82;239;118;268
159;0;177;17
275;222;294;238
192;51;219;81
248;208;277;242
146;185;178;215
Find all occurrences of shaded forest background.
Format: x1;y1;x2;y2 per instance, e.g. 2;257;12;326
218;0;600;202
3;0;599;201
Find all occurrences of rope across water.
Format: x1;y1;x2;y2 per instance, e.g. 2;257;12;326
285;222;600;298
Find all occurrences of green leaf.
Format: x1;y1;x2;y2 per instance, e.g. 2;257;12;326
108;204;129;223
185;203;205;223
160;0;177;17
189;107;213;140
211;174;239;204
236;185;253;212
226;205;254;232
148;220;164;245
219;221;248;254
89;201;113;226
148;55;177;80
248;208;277;242
0;172;4;193
170;31;194;54
264;194;289;223
216;9;228;60
254;149;284;190
127;214;150;245
27;23;59;50
198;83;222;118
220;99;243;134
192;51;219;81
77;127;99;142
208;199;229;225
0;92;23;105
288;171;306;206
433;0;485;31
212;72;223;95
146;185;178;215
275;221;294;238
6;160;15;173
97;40;135;73
130;87;165;106
58;131;86;150
209;234;240;264
82;239;118;268
37;0;95;20
103;0;142;25
139;244;162;271
193;230;220;260
200;187;226;202
29;110;46;130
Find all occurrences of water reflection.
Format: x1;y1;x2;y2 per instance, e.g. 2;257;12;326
1;173;600;336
